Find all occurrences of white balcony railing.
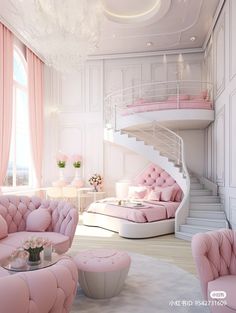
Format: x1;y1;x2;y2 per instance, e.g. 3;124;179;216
104;80;213;130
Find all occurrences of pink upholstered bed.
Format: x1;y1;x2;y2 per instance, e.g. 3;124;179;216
83;164;183;238
86;200;179;223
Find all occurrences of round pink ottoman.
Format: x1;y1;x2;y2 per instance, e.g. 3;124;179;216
73;249;131;299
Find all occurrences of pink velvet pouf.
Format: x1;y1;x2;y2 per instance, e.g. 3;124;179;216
73;249;131;299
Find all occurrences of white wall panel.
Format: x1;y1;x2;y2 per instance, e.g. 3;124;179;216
229;0;236;80
86;62;103;112
229;90;236;187
178;130;205;176
61;71;83;111
215;108;225;186
206;0;236;228
214;13;225;97
230;197;236;229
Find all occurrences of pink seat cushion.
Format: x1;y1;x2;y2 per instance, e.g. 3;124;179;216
0;215;8;239
26;208;51;232
0;231;70;254
0;243;16;263
74;249;131;272
0;267;9;278
208;275;236;310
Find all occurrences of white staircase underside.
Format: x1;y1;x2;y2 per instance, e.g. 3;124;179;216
117;109;214;130
105;128;186;191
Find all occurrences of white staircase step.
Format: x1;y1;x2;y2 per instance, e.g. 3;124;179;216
190;189;212;196
190;195;220;203
189;210;225;219
190;203;222;211
179;224;215;235
186;217;228;228
190;183;204;190
190;177;199;183
175;231;192;241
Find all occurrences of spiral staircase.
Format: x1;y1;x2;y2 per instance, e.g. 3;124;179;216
104;80;228;241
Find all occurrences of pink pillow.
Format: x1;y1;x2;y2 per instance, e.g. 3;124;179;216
0;215;8;239
175;189;183;202
161;186;178;202
201;90;208;99
147;190;161;201
26;209;51;232
133;190;147;199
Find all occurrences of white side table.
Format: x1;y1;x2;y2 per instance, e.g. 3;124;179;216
87;191;106;203
77;188;94;212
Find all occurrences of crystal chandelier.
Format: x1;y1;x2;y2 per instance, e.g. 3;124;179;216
10;0;103;72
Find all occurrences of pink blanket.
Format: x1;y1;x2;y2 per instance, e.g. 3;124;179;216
86;200;180;223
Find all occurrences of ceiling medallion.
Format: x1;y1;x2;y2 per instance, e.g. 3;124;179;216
101;0;171;24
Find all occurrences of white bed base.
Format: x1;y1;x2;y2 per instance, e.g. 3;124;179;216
83;212;175;239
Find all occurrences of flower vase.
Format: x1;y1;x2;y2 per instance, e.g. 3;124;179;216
71;168;84;188
59;168;65;181
27;251;41;266
74;168;80;180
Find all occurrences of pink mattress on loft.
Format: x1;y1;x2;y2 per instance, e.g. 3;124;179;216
86;200;180;223
121;100;213;115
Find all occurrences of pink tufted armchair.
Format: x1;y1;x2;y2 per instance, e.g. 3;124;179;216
192;229;236;313
0;195;78;262
0;256;78;313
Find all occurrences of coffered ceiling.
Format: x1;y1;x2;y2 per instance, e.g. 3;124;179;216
0;0;221;68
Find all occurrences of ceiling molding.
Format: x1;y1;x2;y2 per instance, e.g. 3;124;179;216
0;14;47;63
87;48;204;61
202;0;225;50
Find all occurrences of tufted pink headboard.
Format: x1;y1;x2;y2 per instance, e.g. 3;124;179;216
134;164;182;202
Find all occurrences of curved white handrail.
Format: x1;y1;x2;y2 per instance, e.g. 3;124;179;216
106;80;212;99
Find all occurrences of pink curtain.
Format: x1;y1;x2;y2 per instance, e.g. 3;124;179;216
0;23;13;186
26;48;44;187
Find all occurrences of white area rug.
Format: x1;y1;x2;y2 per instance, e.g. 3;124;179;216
71;253;210;313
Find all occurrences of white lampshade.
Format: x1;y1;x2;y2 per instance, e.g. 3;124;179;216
115;180;131;198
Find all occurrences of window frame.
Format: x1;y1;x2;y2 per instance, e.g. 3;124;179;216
4;46;34;190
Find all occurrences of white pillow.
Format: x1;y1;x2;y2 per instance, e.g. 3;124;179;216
128;186;147;199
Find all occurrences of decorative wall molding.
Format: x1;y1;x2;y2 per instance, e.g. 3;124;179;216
88;48;204;61
229;88;236;187
229;197;236;227
215;106;225;186
214;11;225;98
86;62;103;112
229;0;236;81
61;71;84;112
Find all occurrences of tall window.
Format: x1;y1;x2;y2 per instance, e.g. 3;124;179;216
4;47;32;187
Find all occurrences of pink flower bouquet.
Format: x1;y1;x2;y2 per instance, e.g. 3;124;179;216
88;173;103;191
56;152;68;168
71;154;82;168
23;237;51;264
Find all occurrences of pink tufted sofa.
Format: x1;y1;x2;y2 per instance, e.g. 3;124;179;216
0;195;78;263
0;256;78;313
192;229;236;313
